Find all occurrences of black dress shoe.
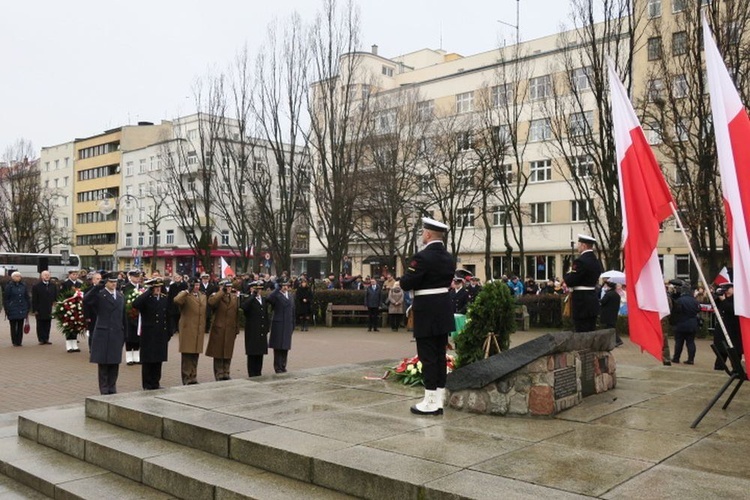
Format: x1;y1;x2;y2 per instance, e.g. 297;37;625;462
671;359;680;364
685;360;694;365
663;360;672;366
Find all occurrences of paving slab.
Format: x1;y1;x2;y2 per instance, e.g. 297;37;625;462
313;445;460;500
0;473;49;499
593;405;730;437
663;436;750;480
215;471;355;500
471;442;652;497
106;397;206;437
603;464;750;499
366;425;530;467
280;410;428;444
162;409;268;457
358;398;474;424
54;471;175;500
554;387;659;423
447;413;586;442
241;379;343;397
545;423;699;462
231;426;352;482
218;398;345;424
424;469;591;500
295;387;410;408
156;385;283;410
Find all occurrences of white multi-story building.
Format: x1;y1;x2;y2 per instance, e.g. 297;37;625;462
39;141;75;253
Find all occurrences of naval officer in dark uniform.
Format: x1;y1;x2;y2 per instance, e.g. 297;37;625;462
563;234;603;332
399;217;456;416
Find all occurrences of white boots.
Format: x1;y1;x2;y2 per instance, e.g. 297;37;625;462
65;339;80;353
436;387;446;410
410;389;444;416
126;350;141;365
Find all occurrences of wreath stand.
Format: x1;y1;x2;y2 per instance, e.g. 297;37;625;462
483;332;501;359
691;343;746;428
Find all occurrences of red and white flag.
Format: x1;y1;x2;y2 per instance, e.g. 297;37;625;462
221;257;235;278
713;266;731;286
703;16;750;364
608;59;675;361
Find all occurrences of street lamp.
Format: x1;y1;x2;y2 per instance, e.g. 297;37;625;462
98;193;141;270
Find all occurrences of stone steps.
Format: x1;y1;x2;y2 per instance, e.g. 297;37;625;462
10;405;353;499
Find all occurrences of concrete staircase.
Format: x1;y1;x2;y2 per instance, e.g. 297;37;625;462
0;365;477;500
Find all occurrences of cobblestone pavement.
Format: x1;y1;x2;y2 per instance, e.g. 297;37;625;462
0;314;728;414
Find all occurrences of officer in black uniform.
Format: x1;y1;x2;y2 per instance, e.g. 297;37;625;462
563;234;603;332
131;278;170;390
449;277;469;314
399;217;456;416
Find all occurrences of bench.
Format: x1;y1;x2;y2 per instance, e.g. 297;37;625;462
326;303;387;328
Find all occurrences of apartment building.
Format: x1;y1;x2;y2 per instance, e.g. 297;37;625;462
39;141;75;253
72;121;171;270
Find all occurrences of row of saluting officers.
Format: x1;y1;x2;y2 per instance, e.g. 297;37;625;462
84;275;295;395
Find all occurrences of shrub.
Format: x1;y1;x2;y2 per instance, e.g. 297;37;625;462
455;281;516;367
516;293;565;328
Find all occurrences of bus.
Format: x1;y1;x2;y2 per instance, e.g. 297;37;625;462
0;252;81;279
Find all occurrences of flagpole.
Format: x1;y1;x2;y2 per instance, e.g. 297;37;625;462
670;202;734;348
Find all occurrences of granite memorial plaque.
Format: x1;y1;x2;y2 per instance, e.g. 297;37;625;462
554;366;577;399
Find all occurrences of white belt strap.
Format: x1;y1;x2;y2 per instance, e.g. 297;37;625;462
571;286;596;291
414;287;450;296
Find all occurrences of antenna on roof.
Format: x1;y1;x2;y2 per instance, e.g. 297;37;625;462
439;21;443;50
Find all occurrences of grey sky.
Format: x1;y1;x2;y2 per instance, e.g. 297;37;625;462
1;0;571;153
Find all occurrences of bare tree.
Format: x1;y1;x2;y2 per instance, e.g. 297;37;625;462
307;0;373;274
246;13;312;275
161;78;226;274
353;88;429;271
638;2;750;277
473;44;534;280
545;0;641;269
0;139;60;252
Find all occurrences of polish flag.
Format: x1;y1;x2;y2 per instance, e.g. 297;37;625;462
713;266;731;286
221;257;235;278
608;59;675;361
703;16;750;365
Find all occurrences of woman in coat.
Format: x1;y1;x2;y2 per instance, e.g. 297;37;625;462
241;281;270;377
267;280;295;373
173;281;207;385
295;279;314;331
3;272;30;346
206;280;240;381
599;281;622;346
387;282;405;332
132;279;170;390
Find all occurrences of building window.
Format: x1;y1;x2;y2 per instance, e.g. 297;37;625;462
530;202;551;224
526;255;556;281
492;84;513;107
647;78;664;102
187;129;198;140
648;0;661;18
569;111;593;137
571;155;594;178
494;125;510;145
529;75;552;101
493;164;513;186
456;168;474;190
125;213;133;224
672;0;686;14
382;65;394;77
166;229;174;245
648;37;663;61
139;159;147;174
221;230;230;245
456;92;474;113
571;200;591;222
726;22;740;45
187;152;198;165
455;131;474;151
530;159;552;182
417;100;434;121
147;232;153;246
458;207;474;228
672;74;688;98
376;109;396;133
672;31;687;56
137;232;145;246
675;254;690;279
529;119;551;142
570;67;591;92
646;122;663;145
125;161;134;176
492;205;507;226
675;119;689;142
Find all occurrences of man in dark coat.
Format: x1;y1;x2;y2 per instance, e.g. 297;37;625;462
466;277;482;303
167;274;188;337
599;281;622;346
267;280;295;373
83;272;104;349
295;279;314;331
669;281;701;364
84;276;126;395
364;277;382;332
563;234;603;332
121;269;143;365
132;278;170;389
715;282;742;370
449;278;469;314
399;217;456;416
241;280;270;377
31;270;58;345
60;269;83;292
